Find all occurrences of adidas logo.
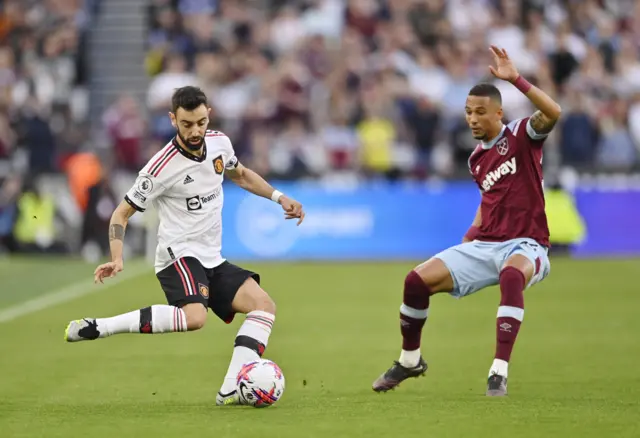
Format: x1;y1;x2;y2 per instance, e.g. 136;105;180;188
183;175;194;184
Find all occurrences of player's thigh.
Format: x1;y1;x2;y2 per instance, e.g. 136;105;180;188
156;257;209;326
413;258;454;294
432;241;501;298
499;238;551;289
208;261;268;324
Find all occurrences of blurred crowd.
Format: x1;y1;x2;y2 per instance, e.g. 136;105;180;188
0;0;91;253
134;0;640;181
2;0;640;255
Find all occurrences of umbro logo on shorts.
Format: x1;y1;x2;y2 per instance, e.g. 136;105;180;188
184;175;194;184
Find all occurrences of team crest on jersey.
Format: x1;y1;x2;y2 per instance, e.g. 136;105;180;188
213;155;224;174
198;283;209;298
496;137;509;155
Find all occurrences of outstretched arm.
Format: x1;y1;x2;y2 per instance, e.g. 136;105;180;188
488;45;561;137
227;163;305;225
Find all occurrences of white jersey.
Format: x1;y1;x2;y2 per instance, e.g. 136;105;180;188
125;131;239;273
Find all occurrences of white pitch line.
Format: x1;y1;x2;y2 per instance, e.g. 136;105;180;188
0;262;149;324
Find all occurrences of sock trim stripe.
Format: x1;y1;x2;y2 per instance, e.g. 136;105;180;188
400;303;429;319
246;316;273;329
174;307;184;332
497;305;524;321
178;258;196;296
247;315;274;325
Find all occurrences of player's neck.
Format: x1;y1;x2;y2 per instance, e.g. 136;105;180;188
175;135;204;157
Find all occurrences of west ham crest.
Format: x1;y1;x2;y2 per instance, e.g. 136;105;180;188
496;137;509;155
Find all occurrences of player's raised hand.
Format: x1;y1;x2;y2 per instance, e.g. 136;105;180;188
488;45;519;82
94;260;123;284
279;196;305;226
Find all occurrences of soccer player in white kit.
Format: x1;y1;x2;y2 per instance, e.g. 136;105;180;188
64;86;305;406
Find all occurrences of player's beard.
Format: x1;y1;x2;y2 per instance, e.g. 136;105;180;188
177;131;204;152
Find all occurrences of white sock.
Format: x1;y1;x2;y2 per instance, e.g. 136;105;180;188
399;349;421;368
219;311;275;395
96;305;187;337
489;358;509;378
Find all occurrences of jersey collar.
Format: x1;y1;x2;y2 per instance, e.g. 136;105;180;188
481;124;506;150
172;137;208;162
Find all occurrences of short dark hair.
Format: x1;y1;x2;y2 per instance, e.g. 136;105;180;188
468;83;502;105
171;86;208;113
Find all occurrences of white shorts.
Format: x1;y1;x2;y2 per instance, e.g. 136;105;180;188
433;238;551;298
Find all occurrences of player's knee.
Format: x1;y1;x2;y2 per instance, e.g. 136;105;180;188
413;258;454;293
254;294;276;315
233;278;276;315
182;303;207;330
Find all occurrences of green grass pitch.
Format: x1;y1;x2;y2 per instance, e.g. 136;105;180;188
0;256;638;437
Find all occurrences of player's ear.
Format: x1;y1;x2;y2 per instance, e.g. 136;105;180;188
169;112;177;128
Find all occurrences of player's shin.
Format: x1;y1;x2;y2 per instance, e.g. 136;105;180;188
399;271;431;368
219;310;275;395
96;305;187;336
491;267;525;377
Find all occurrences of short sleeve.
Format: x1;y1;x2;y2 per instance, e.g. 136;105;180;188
124;172;167;212
206;130;239;170
507;117;546;149
525;117;548;141
220;134;239;170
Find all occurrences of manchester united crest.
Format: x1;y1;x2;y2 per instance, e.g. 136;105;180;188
496;137;509;156
199;283;209;298
213;155;224;174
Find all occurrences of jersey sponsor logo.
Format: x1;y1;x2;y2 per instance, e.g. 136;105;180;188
496;137;509;155
183;175;194;184
185;187;222;211
198;283;209;298
137;176;154;194
132;190;147;203
201;187;222;204
186;195;202;211
481;157;517;191
213;155;224;174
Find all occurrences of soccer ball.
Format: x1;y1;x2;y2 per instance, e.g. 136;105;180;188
236;359;285;408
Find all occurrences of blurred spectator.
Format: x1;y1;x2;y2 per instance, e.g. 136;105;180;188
81;170;118;262
102;95;146;171
12;175;64;253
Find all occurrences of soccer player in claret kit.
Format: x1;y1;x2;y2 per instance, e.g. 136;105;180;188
64;86;305;406
372;46;562;396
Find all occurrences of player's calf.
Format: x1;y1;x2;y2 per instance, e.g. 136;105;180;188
487;256;529;395
217;278;277;406
182;302;207;330
372;258;453;392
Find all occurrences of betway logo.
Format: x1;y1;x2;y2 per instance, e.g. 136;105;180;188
482;157;517;191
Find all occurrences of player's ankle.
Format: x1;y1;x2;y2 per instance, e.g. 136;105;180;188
489;358;509;377
399;349;421;368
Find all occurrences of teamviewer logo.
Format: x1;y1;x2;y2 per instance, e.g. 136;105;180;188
186;195;202;211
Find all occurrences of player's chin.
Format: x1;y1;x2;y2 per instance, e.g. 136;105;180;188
470;130;485;140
